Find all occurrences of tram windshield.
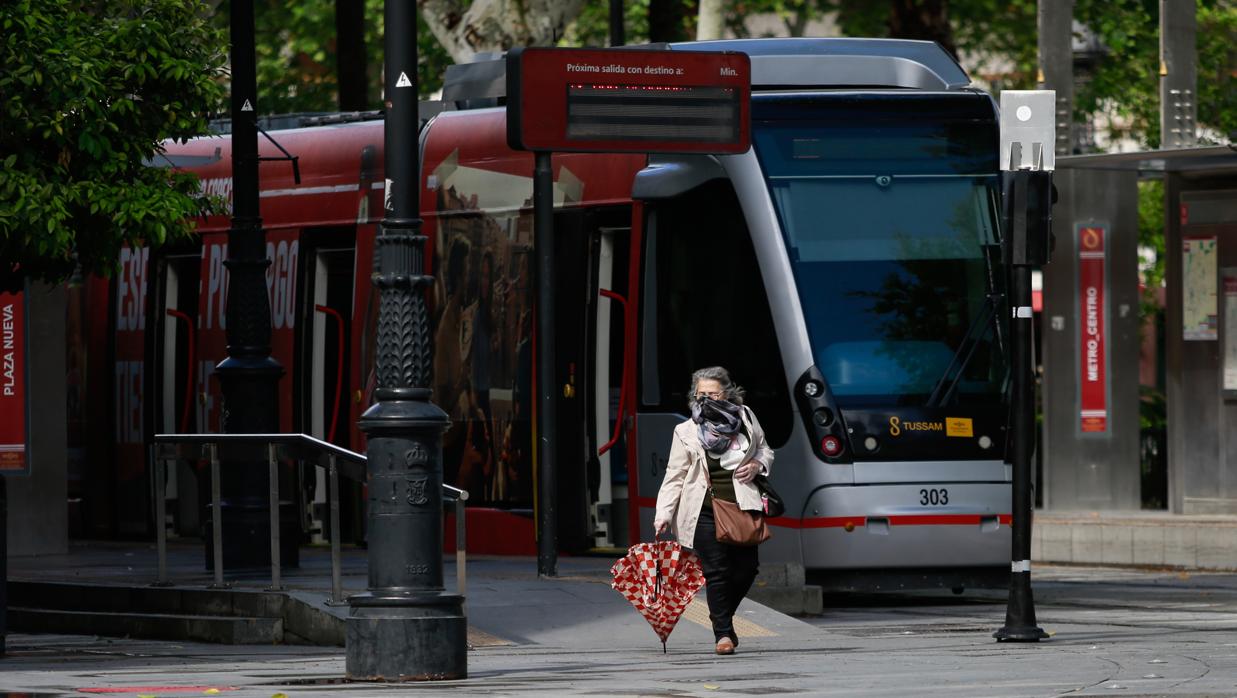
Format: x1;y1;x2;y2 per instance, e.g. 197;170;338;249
752;93;1007;408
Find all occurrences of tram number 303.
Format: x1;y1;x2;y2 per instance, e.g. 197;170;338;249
919;488;949;506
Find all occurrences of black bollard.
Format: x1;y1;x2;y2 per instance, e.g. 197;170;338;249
344;0;466;680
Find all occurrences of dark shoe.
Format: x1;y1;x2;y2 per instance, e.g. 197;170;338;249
715;637;735;655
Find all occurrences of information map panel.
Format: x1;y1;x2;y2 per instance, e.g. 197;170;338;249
507;47;751;154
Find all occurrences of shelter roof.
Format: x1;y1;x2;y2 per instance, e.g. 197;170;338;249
1059;145;1237;178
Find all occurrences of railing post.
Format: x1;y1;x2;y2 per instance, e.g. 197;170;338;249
329;454;343;605
268;443;282;591
455;497;466;597
153;446;171;587
209;443;227;589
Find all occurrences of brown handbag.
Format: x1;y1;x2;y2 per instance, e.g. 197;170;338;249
711;493;771;546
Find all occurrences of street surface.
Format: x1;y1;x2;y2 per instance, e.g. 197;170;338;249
6;563;1237;697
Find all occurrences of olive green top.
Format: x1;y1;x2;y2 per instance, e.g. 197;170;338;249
706;453;736;503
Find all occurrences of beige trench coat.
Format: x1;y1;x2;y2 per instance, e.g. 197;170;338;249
653;406;775;549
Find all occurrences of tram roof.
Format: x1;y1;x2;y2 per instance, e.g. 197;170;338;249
669;38;971;91
441;38;972;104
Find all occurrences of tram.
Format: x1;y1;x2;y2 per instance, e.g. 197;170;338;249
71;38;1011;589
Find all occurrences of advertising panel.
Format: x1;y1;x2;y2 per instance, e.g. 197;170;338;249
1077;224;1108;434
1183;236;1218;341
1224;268;1237;394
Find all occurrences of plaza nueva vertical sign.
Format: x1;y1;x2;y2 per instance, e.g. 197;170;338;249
1077;225;1108;434
0;289;29;473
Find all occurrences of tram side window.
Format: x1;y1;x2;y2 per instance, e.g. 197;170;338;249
641;180;793;448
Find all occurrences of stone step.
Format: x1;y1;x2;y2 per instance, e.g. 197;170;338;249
7;581;344;646
7;580;285;618
8;607;283;644
747;584;823;616
749;562;823;615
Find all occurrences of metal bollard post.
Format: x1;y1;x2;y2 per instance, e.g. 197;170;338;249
329;455;343;605
153;447;171;587
209;443;227;589
268;443;282;591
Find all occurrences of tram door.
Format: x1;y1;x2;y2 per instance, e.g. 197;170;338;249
549;206;627;552
156;252;203;537
299;242;356;544
589;226;631;549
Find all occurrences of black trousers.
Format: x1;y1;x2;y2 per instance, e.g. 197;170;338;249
692;500;760;642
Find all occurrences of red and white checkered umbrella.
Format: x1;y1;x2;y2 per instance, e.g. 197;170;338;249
610;540;706;652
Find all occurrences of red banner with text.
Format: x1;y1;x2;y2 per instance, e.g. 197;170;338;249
0;290;29;474
1078;225;1108;433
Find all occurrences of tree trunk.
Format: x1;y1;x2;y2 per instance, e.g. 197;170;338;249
420;0;589;64
888;0;957;58
696;0;724;41
335;0;368;111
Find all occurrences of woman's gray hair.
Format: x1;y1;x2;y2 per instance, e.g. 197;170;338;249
688;366;745;406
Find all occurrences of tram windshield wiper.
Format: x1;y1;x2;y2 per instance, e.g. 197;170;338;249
926;291;1001;407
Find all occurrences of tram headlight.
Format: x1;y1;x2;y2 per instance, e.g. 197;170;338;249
863;436;878;452
812;407;834;427
820;435;842;457
803;380;823;398
978;435;993;449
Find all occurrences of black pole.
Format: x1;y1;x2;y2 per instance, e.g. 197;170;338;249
213;0;286;569
534;152;557;578
345;0;466;681
995;170;1048;642
609;0;625;46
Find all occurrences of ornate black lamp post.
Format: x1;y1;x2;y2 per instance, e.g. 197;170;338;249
344;0;467;681
214;0;285;569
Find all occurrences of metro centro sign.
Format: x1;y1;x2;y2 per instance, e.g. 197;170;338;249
506;47;752;154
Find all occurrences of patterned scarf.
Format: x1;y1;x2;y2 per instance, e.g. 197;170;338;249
691;397;743;456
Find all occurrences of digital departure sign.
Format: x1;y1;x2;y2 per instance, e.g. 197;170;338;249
507;47;751;154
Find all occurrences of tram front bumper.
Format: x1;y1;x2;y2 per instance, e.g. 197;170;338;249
797;482;1011;569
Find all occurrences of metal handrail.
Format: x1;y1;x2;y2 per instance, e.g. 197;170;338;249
151;433;468;604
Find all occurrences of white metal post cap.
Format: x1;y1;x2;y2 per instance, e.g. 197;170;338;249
1000;90;1056;172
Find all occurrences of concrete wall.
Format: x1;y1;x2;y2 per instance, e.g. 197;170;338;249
6;282;68;556
1041;167;1141;510
1166;182;1237;514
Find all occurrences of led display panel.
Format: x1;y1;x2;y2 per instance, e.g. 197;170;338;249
507;47;751;154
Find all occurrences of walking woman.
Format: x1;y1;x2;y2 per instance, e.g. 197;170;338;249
654;366;774;655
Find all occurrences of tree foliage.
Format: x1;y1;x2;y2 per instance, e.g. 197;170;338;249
234;0;1233;150
0;0;227;291
224;1;462;105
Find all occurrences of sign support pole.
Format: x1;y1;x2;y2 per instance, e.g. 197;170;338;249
994;90;1055;643
505;46;750;573
534;151;558;578
994;174;1047;642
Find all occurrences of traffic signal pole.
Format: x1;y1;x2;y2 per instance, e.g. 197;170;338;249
345;0;467;681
